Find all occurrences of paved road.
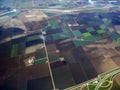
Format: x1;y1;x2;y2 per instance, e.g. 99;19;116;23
94;68;120;90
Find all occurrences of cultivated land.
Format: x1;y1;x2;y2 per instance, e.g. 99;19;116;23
0;0;120;90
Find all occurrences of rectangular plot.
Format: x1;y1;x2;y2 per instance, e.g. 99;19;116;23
53;71;71;81
93;34;103;40
51;65;74;89
35;48;46;59
46;28;62;35
27;35;40;41
34;57;48;64
18;42;26;54
86;27;95;32
79;29;87;33
0;42;10;57
53;32;73;41
21;87;27;90
60;15;69;20
12;37;26;44
45;35;54;44
48;20;59;29
91;31;98;35
87;21;93;24
72;47;98;80
117;38;120;45
73;30;82;38
100;24;106;29
48;54;59;62
10;44;18;58
22;1;32;7
73;36;95;47
69;63;87;84
59;50;76;64
73;40;90;47
82;32;92;38
97;29;106;34
27;76;53;90
45;12;55;16
10;42;25;58
104;19;112;27
12;28;24;35
42;26;52;32
26;39;43;47
110;32;120;41
62;26;70;32
84;36;96;42
46;44;57;54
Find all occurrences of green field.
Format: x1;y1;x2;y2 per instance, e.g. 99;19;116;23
97;30;106;34
117;38;120;45
73;30;83;38
53;32;72;41
83;32;92;38
34;57;48;64
110;32;120;41
48;20;59;29
27;35;40;41
10;42;25;58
